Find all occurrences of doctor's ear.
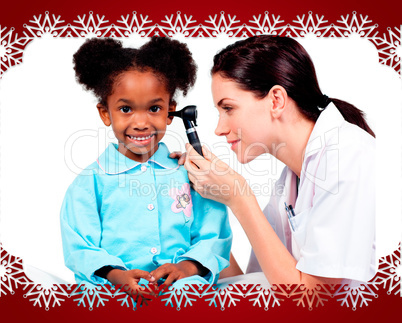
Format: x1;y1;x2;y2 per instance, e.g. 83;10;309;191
267;85;287;118
97;103;111;127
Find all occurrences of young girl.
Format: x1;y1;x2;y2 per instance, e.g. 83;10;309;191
60;37;232;294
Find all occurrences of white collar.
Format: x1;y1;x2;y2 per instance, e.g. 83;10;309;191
303;102;345;160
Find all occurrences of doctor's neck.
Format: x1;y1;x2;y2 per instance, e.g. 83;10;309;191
273;108;315;178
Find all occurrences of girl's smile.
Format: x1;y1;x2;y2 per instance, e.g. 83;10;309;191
126;133;156;147
97;70;175;162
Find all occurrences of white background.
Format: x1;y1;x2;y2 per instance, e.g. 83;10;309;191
0;35;401;284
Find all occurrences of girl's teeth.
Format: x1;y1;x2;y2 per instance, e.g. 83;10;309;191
130;135;153;141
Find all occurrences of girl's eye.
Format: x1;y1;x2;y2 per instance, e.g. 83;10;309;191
150;106;161;113
120;106;131;113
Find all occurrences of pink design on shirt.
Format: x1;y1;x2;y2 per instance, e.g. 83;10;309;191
169;183;192;218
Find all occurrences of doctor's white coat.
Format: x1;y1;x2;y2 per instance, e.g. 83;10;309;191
247;103;376;284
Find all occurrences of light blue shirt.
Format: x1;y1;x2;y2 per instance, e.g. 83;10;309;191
60;142;232;285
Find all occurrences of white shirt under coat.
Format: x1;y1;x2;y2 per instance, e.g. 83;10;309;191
246;103;376;284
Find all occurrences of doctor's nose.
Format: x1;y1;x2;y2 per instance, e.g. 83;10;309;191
215;117;230;137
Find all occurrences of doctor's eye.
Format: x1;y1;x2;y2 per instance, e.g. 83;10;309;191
221;106;233;113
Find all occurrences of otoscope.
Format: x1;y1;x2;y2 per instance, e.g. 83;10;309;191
169;105;204;157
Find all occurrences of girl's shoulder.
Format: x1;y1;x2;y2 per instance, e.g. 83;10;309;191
67;160;102;190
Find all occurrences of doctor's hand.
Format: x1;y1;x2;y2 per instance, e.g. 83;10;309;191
106;269;156;303
184;144;254;209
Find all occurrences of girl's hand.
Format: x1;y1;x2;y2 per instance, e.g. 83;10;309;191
184;144;253;209
169;151;187;165
106;269;156;301
150;261;207;292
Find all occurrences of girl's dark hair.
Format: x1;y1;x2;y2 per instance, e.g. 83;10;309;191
73;37;197;106
212;35;375;137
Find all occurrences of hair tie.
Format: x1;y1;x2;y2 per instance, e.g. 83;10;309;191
318;94;331;109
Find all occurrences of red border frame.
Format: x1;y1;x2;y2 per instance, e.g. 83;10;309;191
1;1;401;320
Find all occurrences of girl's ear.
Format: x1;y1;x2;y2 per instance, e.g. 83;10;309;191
167;103;176;125
268;85;287;119
97;103;111;126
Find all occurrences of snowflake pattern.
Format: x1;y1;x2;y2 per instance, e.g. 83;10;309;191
334;283;378;310
331;12;379;38
70;12;114;38
0;10;401;312
274;284;335;310
245;284;282;310
0;11;399;77
158;12;199;37
0;11;400;75
114;12;156;38
285;12;332;37
23;12;70;38
371;26;402;75
22;284;73;310
0;244;31;296
202;284;245;310
245;12;286;36
113;284;158;310
69;284;115;310
372;245;402;296
0;26;31;76
200;12;244;38
160;284;202;309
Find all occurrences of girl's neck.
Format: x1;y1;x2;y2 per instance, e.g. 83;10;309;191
118;142;159;163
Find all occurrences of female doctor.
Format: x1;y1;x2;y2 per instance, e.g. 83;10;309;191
182;35;376;287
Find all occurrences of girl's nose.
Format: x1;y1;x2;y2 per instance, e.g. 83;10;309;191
214;116;230;137
132;113;149;130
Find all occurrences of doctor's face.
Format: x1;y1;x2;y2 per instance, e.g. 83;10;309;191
212;73;272;164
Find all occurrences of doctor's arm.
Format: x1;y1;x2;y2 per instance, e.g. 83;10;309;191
184;145;343;288
219;252;244;278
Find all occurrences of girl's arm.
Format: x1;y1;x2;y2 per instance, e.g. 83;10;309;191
60;181;128;284
172;185;233;284
184;144;342;288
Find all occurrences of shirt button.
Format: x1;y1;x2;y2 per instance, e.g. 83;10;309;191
147;204;155;211
141;165;147;172
150;247;158;254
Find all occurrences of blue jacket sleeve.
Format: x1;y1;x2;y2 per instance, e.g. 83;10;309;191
175;189;232;284
60;176;126;285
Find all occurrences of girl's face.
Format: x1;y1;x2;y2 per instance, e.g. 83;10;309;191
211;73;273;164
98;70;175;162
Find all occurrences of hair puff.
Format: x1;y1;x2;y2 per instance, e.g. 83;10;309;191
136;37;197;98
73;38;136;104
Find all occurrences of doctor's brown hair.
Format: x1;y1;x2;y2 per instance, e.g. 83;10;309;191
211;35;375;137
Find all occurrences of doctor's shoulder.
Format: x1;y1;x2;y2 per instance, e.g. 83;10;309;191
308;120;375;193
334;121;376;187
339;120;375;155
